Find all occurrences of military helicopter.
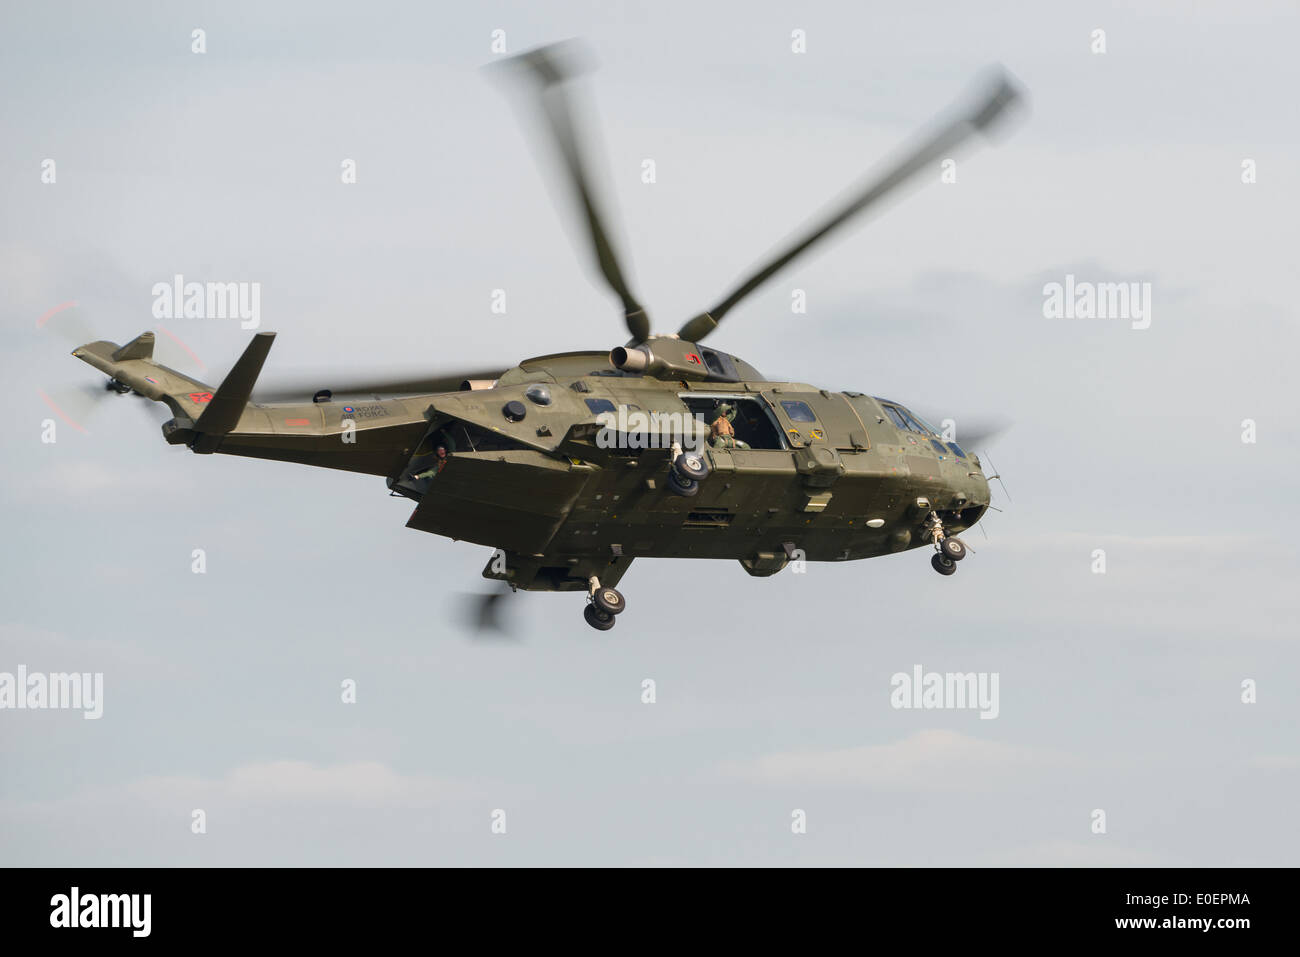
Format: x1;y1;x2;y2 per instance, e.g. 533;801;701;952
72;43;1021;631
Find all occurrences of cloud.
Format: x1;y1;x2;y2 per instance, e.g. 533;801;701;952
722;729;1075;792
19;461;173;502
0;759;483;865
0;623;167;677
126;759;475;809
1247;754;1300;771
995;532;1267;554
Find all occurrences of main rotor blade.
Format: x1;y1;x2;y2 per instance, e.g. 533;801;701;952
457;588;518;640
253;370;505;403
679;68;1023;342
955;420;1011;449
912;409;1012;450
496;42;651;342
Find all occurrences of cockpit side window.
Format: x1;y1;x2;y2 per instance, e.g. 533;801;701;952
908;410;943;437
882;405;910;431
898;409;932;435
881;402;939;438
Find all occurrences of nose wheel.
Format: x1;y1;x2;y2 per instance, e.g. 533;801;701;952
924;512;968;576
584;603;617;630
584;577;627;631
939;537;967;561
931;552;958;576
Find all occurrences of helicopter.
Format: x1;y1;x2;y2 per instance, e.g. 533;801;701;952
72;43;1022;631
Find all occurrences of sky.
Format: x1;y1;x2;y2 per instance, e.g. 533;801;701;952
1;0;1297;866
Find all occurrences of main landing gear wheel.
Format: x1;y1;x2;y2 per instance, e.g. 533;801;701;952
584;603;617;631
666;470;699;497
673;451;710;482
939;537;967;561
592;586;626;616
931;552;957;576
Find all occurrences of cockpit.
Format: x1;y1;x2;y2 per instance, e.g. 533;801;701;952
876;400;938;436
874;398;969;459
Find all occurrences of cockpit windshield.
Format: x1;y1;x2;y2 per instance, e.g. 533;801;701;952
876;399;940;438
906;410;943;437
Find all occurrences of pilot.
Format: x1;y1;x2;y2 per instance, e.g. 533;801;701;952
412;431;456;481
709;402;750;450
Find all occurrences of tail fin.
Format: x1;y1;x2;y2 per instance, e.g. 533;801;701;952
194;332;275;435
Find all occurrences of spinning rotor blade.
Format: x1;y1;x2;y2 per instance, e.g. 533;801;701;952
40;380;169;435
456;588;519;640
912;410;1012;451
253;370;506;403
955;419;1011;449
678;68;1023;342
496;42;651;342
37;306;96;350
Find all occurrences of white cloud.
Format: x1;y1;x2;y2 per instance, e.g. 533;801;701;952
723;729;1075;792
1247;754;1300;771
128;759;475;808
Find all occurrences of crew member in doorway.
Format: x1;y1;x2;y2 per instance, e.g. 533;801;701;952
709;402;750;450
412;431;457;481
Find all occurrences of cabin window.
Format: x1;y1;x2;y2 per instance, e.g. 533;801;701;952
584;398;616;416
779;400;817;423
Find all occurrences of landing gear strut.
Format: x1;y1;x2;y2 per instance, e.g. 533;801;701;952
584;576;627;631
924;512;967;577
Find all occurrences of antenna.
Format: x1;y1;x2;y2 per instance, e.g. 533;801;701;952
982;452;1012;503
